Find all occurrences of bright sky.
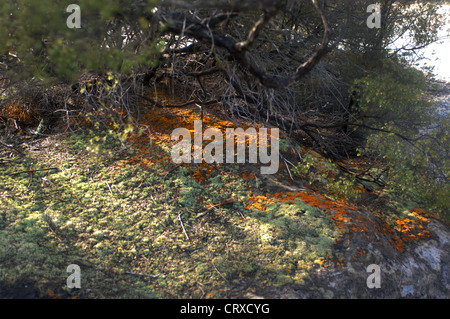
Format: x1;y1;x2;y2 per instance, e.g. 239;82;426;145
410;5;450;81
389;5;450;81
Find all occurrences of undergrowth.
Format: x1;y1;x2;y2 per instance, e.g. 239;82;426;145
0;95;441;298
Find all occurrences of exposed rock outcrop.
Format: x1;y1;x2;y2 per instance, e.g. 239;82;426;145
268;209;450;299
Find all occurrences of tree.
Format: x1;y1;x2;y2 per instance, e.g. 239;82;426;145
1;0;447;217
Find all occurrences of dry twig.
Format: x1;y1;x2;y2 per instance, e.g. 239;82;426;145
177;212;190;241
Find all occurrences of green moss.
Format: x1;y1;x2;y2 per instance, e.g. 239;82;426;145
1;127;436;298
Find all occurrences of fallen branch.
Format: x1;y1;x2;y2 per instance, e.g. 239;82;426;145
0;140;25;155
212;262;228;282
177;212;190;241
135;94;219;109
195;200;234;219
336;163;386;187
105;181;113;195
10;167;58;176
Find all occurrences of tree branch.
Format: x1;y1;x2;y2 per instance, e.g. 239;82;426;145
162;0;331;89
235;9;278;51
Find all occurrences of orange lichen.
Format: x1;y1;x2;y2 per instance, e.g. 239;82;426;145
100;88;435;257
119;91;281;173
241;171;255;180
393;209;431;242
0;98;40;126
192;163;215;183
246;189;434;254
246;194;269;211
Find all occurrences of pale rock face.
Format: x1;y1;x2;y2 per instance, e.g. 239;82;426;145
261;217;450;299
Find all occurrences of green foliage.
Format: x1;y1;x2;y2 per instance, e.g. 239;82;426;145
0;0;160;82
395;2;443;50
367;123;449;220
353;60;433;131
354;62;449;220
292;151;360;202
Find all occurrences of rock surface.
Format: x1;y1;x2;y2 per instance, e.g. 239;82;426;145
264;211;450;299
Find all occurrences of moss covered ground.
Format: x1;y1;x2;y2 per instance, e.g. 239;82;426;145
0;100;439;299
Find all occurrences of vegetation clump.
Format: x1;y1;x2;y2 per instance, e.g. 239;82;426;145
0;0;448;298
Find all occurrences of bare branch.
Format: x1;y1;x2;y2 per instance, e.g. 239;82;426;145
235;9;279;51
162;0;331;89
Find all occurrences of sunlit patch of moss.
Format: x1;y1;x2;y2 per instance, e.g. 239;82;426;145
1;116;440;298
245;198;341;266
